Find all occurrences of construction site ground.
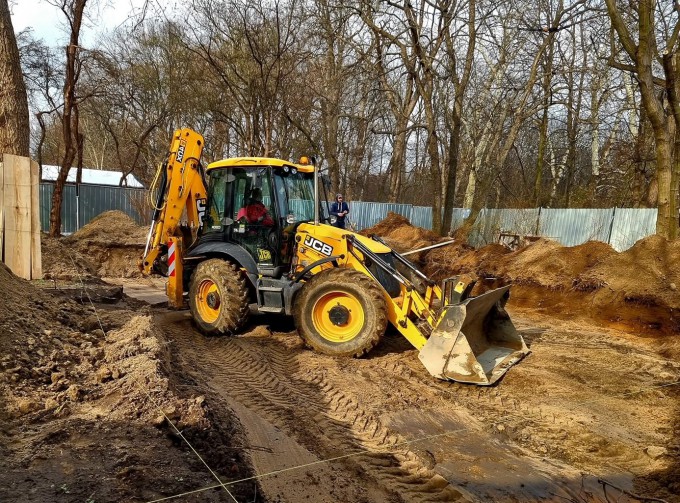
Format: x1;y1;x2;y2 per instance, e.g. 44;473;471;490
1;211;679;503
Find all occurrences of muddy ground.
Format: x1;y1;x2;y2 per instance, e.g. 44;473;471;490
1;210;679;502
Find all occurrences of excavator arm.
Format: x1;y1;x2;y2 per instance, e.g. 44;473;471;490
140;128;207;306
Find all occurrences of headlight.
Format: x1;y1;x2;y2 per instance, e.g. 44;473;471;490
330;215;337;224
286;213;296;224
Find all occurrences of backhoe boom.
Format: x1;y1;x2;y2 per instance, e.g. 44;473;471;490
140;128;207;306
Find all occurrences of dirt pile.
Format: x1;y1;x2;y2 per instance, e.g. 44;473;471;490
41;236;98;280
361;212;446;256
0;263;256;502
66;210;148;246
370;215;680;336
43;210;147;279
580;235;680;305
503;239;617;289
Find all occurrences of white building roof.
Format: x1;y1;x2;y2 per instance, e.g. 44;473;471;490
41;165;144;188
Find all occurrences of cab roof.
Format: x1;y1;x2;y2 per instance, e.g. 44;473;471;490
206;157;315;173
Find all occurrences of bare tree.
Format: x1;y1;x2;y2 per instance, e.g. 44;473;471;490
441;0;477;234
48;0;88;236
605;0;680;238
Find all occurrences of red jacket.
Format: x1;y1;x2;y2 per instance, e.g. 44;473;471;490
243;202;274;226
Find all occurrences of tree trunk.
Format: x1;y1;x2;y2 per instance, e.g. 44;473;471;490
442;101;462;234
604;0;679;237
0;0;30;156
534;106;549;205
49;0;87;237
534;42;554;206
387;129;407;203
653;130;673;238
672;125;680;238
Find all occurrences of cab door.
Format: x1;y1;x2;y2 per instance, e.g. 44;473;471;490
229;168;278;267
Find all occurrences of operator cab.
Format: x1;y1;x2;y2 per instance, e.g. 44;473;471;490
199;158;317;278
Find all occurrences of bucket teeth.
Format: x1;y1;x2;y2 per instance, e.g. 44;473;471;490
418;286;529;385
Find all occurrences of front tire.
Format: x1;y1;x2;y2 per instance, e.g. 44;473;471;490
189;259;250;335
293;268;388;357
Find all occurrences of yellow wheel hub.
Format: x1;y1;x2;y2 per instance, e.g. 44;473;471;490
196;279;221;324
312;291;365;342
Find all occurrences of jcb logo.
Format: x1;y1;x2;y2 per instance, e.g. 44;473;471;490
196;198;207;222
176;139;187;162
303;235;333;256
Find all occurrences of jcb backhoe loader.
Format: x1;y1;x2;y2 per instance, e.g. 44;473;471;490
140;128;529;385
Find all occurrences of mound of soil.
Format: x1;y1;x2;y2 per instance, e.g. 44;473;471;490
41;236;98;280
0;263;257;502
43;211;148;279
504;239;617;289
580;235;680;306
65;210;147;246
361;212;445;256
425;242;508;281
375;215;680;336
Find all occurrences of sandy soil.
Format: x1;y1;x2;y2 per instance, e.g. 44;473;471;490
1;211;678;502
153;308;679;503
42;211;147;280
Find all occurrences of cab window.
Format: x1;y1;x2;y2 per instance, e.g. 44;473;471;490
203;168;232;232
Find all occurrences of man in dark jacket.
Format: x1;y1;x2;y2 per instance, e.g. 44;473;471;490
330;193;349;229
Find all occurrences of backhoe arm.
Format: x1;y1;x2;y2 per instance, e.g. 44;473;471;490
140;128;207;276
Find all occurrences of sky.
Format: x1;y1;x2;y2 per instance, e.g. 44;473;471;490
10;0;150;46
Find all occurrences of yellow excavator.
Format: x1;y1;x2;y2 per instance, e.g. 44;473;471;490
140;128;529;385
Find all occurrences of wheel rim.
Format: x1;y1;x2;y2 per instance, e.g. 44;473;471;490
196;279;221;324
312;291;365;342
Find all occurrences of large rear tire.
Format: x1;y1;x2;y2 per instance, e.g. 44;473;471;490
189;259;250;335
293;268;388;357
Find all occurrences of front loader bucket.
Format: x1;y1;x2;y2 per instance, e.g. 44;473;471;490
418;285;529;385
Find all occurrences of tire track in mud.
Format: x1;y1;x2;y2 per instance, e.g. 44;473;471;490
157;308;677;502
365;319;676;485
158;311;467;503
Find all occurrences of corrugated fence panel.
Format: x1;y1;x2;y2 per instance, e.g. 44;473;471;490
40;183;145;234
609;208;657;252
469;209;540;247
61;185;77;233
448;208;471;233
38;184;659;252
409;206;433;230
538;208;614;246
468;209;497;247
39;183;53;232
349;202;411;230
41;185;79;234
78;185;144;227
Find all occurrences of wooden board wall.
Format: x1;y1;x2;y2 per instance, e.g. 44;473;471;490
0;156;4;262
2;154;40;280
30;159;42;278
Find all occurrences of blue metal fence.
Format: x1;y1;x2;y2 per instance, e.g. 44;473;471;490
40;183;144;234
39;183;658;251
460;207;657;251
